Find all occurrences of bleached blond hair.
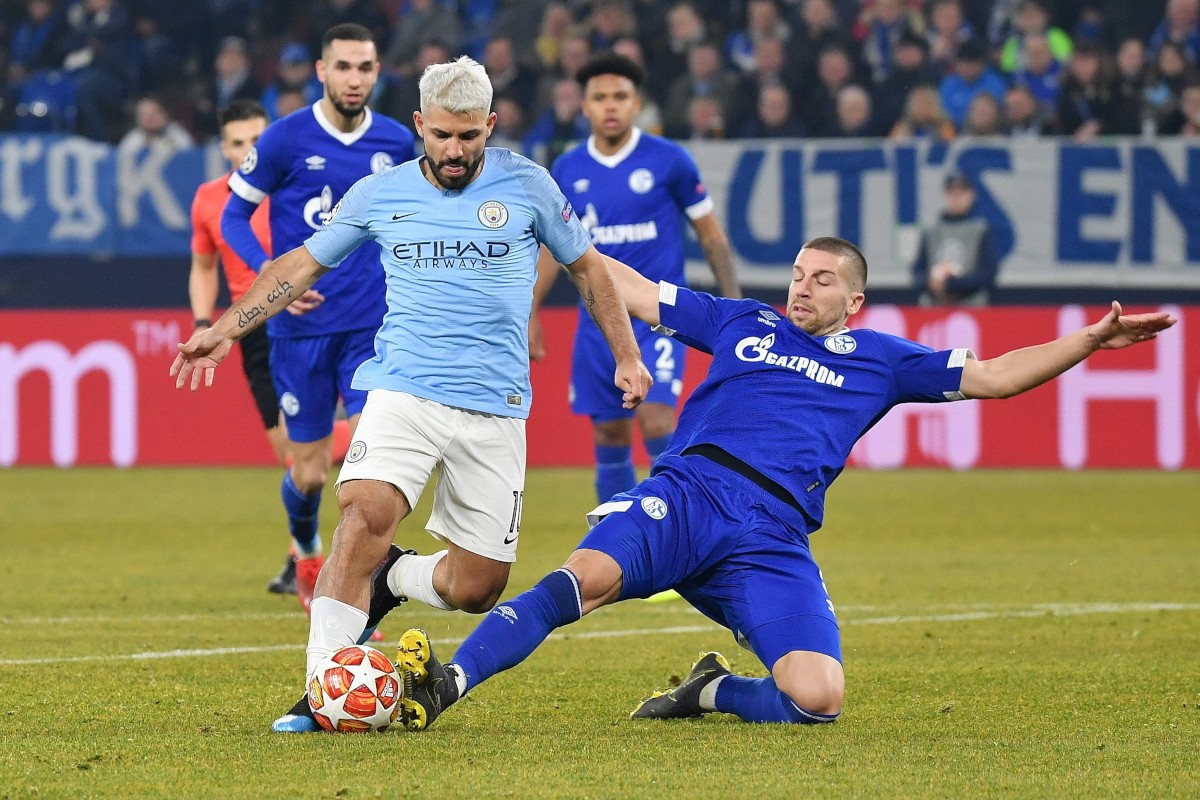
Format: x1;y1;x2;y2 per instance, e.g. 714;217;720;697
419;56;493;116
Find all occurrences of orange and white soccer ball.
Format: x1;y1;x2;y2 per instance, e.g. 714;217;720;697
307;645;401;733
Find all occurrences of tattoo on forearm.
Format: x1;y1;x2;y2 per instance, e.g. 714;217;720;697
236;304;268;329
583;289;598;323
265;276;295;305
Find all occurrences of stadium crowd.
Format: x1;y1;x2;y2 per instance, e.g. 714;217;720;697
2;0;1198;159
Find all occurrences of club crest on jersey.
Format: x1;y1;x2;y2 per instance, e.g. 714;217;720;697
370;152;394;173
478;200;509;228
280;392;300;417
239;147;258;174
641;496;668;519
628;168;654;194
346;441;367;463
824;334;857;354
305;155;326;170
573;178;590;193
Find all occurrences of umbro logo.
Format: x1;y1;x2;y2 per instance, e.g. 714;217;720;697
494;605;518;623
758;309;779;327
391;212;418;221
305;155;326;170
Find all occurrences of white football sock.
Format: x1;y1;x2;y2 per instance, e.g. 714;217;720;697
698;675;726;712
305;596;368;679
387;550;454;611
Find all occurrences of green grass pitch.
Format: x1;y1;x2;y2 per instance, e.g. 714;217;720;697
1;467;1197;799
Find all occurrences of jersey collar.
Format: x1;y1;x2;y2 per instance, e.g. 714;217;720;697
311;101;374;146
586;127;641;169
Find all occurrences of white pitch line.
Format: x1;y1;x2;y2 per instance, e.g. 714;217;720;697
0;602;1196;667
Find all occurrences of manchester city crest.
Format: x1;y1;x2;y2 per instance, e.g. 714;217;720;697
478;200;509;228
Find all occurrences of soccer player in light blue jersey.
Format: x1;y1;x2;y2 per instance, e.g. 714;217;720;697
220;24;416;609
531;52;741;506
386;236;1176;731
171;56;653;733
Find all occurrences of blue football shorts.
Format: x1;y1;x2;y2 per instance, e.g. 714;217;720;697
577;453;841;670
269;327;375;443
569;320;685;422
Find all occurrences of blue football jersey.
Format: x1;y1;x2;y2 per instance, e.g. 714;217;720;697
552;129;712;339
304;148;592;419
655;284;973;528
229;103;416;338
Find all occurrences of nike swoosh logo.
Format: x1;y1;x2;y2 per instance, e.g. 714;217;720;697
503;534;518;545
392;212;418;221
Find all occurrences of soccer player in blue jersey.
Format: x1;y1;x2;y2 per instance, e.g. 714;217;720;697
220;24;416;611
386;236;1176;731
171;56;653;733
531;52;740;506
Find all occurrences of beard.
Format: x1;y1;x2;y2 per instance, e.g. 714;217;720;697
431;152;485;190
330;95;367;120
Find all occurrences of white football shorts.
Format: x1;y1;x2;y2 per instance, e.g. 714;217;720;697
336;389;526;562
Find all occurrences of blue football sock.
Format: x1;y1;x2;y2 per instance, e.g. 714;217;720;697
714;676;840;724
643;433;673;464
594;444;635;502
451;569;583;693
281;470;321;556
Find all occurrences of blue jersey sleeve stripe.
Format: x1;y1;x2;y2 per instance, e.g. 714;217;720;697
229;172;266;205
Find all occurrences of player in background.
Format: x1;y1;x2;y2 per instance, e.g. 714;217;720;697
530;52;740;507
389;236;1176;732
220;24;416;612
171;56;652;733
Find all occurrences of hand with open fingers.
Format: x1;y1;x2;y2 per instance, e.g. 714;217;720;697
285;288;325;315
1088;301;1178;350
170;327;234;390
615;357;653;410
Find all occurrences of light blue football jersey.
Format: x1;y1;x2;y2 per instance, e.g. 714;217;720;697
304;148;592;419
228;103;416;339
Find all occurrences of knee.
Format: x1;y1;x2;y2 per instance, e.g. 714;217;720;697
447;579;504;614
335;487;401;544
636;406;676;441
593;419;632;448
290;459;329;494
773;653;845;717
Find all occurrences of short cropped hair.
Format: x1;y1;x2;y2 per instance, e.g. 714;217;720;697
419;56;493;116
322;23;375;55
218;99;268;129
575;51;645;89
802;236;868;290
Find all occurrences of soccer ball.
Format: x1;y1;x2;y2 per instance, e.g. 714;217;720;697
308;645;401;733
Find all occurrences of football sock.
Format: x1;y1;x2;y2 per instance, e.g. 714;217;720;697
714;676;840;724
450;568;583;694
281;470;322;557
387;550;454;611
305;596;368;679
595;444;635;502
643;433;672;463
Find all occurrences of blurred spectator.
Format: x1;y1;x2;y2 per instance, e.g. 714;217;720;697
1100;0;1167;50
802;42;859;135
8;0;68;90
889;83;957;140
1111;37;1150;134
728;37;802;132
1003;84;1054;135
643;1;708;101
193;35;260;138
459;0;501;59
612;36;664;133
273;86;309;119
536;32;590;111
1175;79;1200;134
375;38;450;132
384;0;460;72
685;94;725;138
129;8;187;93
584;0;636;53
534;2;574;71
484;35;542;112
489;93;527;151
493;0;555;59
662;41;738;139
787;0;853;91
873;31;940;132
741;82;804;137
116;93;192;156
999;0;1073;74
262;42;321;120
1148;0;1200;61
912;171;999;307
726;0;791;75
309;0;388;56
1055;40;1117;140
857;0;924;83
521;76;588;167
1143;40;1192;132
926;0;974;74
63;0;136;142
961;90;1003;135
1011;33;1063;110
938;37;1006;128
832;83;876;136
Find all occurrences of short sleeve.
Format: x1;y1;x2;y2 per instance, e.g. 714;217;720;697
303;173;376;269
228;122;287;205
665;145;713;221
523;161;591;265
654;283;731;354
190;189;216;255
877;332;974;403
